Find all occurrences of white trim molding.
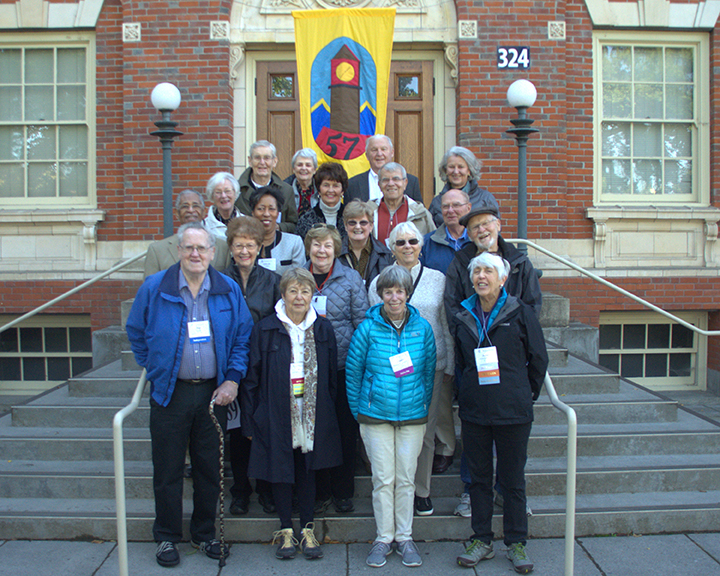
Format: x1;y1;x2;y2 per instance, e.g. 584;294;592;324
584;0;720;28
0;0;105;28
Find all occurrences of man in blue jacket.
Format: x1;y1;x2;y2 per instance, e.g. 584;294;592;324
127;222;253;568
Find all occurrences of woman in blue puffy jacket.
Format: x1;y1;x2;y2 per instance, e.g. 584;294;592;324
346;266;436;568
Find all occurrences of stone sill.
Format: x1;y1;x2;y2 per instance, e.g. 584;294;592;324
586;206;720;223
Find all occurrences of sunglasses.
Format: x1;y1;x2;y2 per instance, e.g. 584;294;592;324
395;238;420;247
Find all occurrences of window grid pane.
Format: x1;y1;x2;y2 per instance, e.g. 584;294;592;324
600;42;696;200
0;44;89;202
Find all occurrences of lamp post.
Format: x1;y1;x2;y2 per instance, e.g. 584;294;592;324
150;82;183;238
506;79;539;253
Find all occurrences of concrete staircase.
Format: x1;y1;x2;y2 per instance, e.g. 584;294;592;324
1;339;719;542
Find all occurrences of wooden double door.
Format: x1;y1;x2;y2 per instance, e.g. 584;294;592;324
257;59;435;206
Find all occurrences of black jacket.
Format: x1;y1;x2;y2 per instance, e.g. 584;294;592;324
295;203;347;242
444;236;542;334
346;170;424;205
337;235;394;291
454;292;548;426
241;315;343;483
222;261;281;324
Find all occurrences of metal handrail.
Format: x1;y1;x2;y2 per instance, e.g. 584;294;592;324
0;250;148;335
112;369;147;576
511;238;720;337
543;371;577;576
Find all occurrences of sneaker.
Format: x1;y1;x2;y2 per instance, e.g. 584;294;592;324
506;542;533;574
314;496;333;515
155;541;179;567
454;492;471;518
229;495;249;515
334;497;355;513
272;528;298;560
457;539;494;567
300;523;324;559
191;539;229;560
258;491;276;514
366;540;393;567
414;495;434;516
396;539;422;567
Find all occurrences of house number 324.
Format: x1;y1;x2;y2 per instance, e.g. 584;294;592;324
497;47;531;69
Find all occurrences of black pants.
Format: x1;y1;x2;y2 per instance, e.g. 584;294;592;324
149;379;226;543
272;448;316;529
228;428;271;499
462;419;531;546
317;370;357;500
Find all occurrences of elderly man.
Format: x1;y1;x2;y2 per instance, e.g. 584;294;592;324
144;189;230;278
346;135;424;205
127;222;253;568
284;147;319;218
372;162;435;244
235;140;297;232
444;201;542;326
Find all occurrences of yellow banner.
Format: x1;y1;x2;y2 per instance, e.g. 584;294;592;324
293;8;396;178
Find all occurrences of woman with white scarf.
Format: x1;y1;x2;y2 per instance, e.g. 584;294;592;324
241;268;342;561
294;162;348;242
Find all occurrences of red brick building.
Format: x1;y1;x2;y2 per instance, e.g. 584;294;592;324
1;0;718;393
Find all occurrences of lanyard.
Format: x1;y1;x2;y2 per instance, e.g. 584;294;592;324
407;264;424;304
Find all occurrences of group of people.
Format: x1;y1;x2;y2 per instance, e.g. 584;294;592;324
126;135;548;574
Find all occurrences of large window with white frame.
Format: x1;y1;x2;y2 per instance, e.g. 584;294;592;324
594;32;709;205
0;33;95;207
598;311;707;391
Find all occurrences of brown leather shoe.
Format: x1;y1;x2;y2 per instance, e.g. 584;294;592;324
432;455;454;474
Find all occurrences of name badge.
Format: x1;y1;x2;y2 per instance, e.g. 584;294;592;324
389;351;414;378
291;362;305;397
258;257;277;271
188;320;211;343
474;346;500;385
311;295;327;317
227;398;241;430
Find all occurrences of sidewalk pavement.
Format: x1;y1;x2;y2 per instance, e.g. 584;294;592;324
1;533;718;576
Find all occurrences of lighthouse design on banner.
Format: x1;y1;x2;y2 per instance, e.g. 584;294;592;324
293;8;395;177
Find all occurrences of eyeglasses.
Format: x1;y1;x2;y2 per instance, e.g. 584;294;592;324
468;218;498;232
213;188;235;197
347;220;371;228
180;245;211;255
394;238;420;247
311;223;337;231
441;202;468;212
231;243;258;252
380;176;406;185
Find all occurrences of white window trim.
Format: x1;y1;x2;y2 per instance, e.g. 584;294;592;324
592;30;710;207
599;310;707;391
0;31;97;209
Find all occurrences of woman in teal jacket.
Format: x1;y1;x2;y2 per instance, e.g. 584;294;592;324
346;266;436;568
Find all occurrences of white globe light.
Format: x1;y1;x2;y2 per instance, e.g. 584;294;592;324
151;82;182;111
507;79;537;109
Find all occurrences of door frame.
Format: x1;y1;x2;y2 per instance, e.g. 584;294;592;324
242;48;451;185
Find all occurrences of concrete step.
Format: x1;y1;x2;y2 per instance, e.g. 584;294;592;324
2;490;719;541
67;360;143;397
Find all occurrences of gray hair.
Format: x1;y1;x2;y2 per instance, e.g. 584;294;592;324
177;222;216;248
438;146;482;182
378;161;407;180
365;134;393;153
376;265;414;298
441;188;471;205
291;148;318;169
249;140;277;159
279;267;317;295
175;189;204;211
387;221;424;251
205;172;239;201
467;252;510;283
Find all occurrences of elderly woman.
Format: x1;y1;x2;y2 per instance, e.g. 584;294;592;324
284;148;319;218
346;266;436;568
242;268;342;561
223;216;281;517
454;252;548;574
338;200;393;290
368;221;454;518
428;147;499;227
203;172;242;238
250;187;306;276
304;224;369;513
295;162;348;241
